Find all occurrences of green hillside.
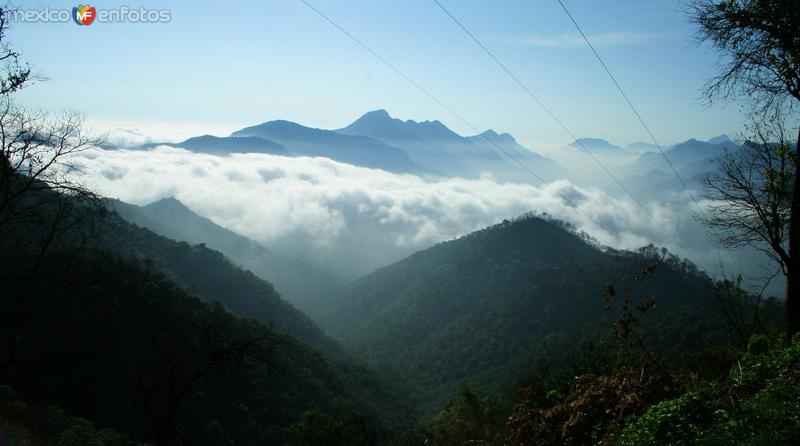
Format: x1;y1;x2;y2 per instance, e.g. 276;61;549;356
324;215;731;411
0;184;417;445
107;198;338;321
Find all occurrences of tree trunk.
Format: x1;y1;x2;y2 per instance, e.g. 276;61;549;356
788;125;800;342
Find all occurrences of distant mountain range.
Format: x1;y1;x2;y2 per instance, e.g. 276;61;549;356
568;137;633;159
622;137;741;199
335;110;569;181
630;137;739;174
133;109;745;196
231;118;425;173
566;135;737;159
138;109;569;182
141;135;288;155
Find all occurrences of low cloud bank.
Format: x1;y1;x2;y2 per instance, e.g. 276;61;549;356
69;146;691;278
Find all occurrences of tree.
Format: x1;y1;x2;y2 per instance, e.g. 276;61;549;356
0;8;34;96
692;0;800;339
0;4;101;276
425;386;505;446
0;5;102;369
699;111;794;341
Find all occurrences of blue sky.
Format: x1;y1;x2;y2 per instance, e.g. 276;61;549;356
12;0;745;151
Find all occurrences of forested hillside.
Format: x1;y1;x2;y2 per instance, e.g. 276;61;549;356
107;197;339;323
0;178;416;444
324;214;741;412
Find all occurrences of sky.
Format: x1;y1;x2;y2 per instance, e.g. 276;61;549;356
11;0;746;153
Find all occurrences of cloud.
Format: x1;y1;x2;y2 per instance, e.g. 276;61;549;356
66;147;687;278
506;31;663;48
87;120;241;148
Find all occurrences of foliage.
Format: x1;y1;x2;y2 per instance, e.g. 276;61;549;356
0;385;145;446
424;386;506;446
691;0;800;109
616;336;800;446
508;366;677;446
108;197;340;321
326;214;732;413
95;210;341;357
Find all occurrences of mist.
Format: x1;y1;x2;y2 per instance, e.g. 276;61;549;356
65;145;732;281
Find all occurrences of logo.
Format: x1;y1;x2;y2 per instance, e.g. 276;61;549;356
72;4;96;25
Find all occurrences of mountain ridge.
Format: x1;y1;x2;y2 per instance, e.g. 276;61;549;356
107;197;340;322
322;213;720;412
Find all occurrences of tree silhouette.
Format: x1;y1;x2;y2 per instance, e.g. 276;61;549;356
691;0;800;339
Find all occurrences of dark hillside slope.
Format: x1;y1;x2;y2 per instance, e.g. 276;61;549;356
108;197;339;321
0;180;416;445
1;248;414;445
97;210;341;357
325;215;721;411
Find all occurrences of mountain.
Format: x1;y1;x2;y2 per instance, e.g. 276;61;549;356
628;137;740;180
322;214;724;412
334;110;472;175
141;134;289;155
231;119;424;173
2;247;413;445
337;109;463;143
707;133;736;145
98;208;342;357
108;197;339;321
568;138;631;159
624;141;659;153
136;110;569;182
337;110;568;182
0;178;417;445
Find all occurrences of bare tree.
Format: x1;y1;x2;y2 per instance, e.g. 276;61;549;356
0;5;103;367
700;113;793;272
691;0;800;109
0;101;103;278
0;3;102;278
0;8;34;96
691;0;800;340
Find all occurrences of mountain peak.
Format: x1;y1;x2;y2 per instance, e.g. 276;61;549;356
337;110;463;142
145;196;193;214
570;137;615;147
707;134;734;145
477;129;518;146
361;109;391;120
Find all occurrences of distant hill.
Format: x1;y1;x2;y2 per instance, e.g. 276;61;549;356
323;214;723;412
628;137;739;179
337;109;463;143
108;197;339;322
707;133;736;145
231;119;424;173
624;141;659;153
141;134;288;155
568;138;632;159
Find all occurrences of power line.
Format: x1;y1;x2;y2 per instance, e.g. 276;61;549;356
429;0;710;272
554;0;745;280
298;0;546;185
297;0;688;262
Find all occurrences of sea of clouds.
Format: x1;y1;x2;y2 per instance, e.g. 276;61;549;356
67;146;712;279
